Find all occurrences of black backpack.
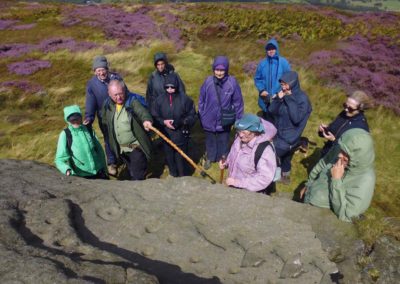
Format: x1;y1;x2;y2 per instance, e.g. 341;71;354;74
254;140;281;195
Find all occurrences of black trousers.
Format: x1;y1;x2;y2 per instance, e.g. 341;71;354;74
258;182;276;195
163;141;189;177
121;148;148;180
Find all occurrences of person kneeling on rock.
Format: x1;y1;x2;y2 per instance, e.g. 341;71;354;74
301;128;375;222
219;114;278;194
55;105;108;179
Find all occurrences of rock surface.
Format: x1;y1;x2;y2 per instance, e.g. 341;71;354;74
0;159;392;283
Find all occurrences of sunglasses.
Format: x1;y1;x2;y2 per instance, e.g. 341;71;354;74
343;103;359;113
165;85;175;89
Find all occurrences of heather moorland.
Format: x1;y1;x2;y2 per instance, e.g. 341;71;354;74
0;0;399;252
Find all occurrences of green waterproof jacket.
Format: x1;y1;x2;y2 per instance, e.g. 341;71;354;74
101;98;153;160
55;105;107;176
304;128;375;222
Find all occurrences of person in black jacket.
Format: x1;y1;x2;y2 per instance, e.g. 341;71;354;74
318;90;372;157
152;75;196;177
146;52;186;115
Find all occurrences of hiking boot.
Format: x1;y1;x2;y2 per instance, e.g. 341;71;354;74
298;139;309;154
279;175;291;185
203;159;212;170
107;164;117;176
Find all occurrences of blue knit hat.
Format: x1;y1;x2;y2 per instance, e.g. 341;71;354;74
235;114;264;132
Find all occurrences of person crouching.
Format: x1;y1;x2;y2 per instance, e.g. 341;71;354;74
55;105;108;179
219;114;278;194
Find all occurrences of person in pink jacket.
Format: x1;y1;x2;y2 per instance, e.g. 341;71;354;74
219;114;277;194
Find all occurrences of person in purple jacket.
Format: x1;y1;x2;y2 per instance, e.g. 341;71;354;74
219;114;277;193
84;55;123;176
198;56;244;169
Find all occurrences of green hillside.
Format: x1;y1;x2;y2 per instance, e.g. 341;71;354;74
34;0;400;12
1;1;399;248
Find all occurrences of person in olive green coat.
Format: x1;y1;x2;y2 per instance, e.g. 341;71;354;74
302;128;375;222
55;105;108;179
101;79;153;180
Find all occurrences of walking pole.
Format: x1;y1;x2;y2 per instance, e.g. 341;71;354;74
219;155;226;184
149;125;216;184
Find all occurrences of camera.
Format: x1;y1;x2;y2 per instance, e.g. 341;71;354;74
182;124;190;137
321;126;330;135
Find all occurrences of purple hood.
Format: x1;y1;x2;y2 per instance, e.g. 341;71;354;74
212;56;229;74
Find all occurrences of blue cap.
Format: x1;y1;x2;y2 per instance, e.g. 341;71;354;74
234;114;264;132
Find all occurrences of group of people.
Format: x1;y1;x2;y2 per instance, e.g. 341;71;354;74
55;38;376;222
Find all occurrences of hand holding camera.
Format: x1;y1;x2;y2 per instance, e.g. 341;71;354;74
319;124;335;141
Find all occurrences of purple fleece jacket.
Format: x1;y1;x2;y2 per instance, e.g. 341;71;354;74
226;119;277;191
198;56;244;132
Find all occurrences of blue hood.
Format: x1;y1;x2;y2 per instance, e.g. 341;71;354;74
279;71;300;93
265;38;280;57
212;56;230;74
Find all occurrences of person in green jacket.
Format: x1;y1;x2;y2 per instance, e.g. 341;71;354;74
55;105;108;179
101;79;153;180
301;128;375;222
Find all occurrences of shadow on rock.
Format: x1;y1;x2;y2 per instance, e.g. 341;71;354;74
68;201;221;284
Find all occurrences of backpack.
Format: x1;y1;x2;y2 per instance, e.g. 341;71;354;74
104;92;147;110
125;92;148;109
254;140;281;183
64;125;97;169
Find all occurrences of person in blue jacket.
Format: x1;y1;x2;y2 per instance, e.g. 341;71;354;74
269;71;312;184
254;39;291;122
84;55;123;176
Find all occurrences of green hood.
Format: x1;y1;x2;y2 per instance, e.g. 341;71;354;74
338;128;374;174
63;105;82;124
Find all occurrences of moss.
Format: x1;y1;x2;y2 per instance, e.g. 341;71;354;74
368;268;380;282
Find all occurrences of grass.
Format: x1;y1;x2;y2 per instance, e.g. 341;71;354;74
0;1;399;246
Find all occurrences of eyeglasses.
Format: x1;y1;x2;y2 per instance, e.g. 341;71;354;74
165;86;175;90
343;103;359;113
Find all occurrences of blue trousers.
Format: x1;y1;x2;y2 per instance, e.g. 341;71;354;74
274;140;294;173
104;137;117;165
99;122;116;165
204;130;231;162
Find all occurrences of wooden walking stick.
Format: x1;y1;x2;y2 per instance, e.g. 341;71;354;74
149;125;216;184
219;155;226;184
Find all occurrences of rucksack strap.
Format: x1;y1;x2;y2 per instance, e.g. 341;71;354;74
254;140;271;170
64;128;73;156
85;124;95;141
64;128;76;171
254;140;280;195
